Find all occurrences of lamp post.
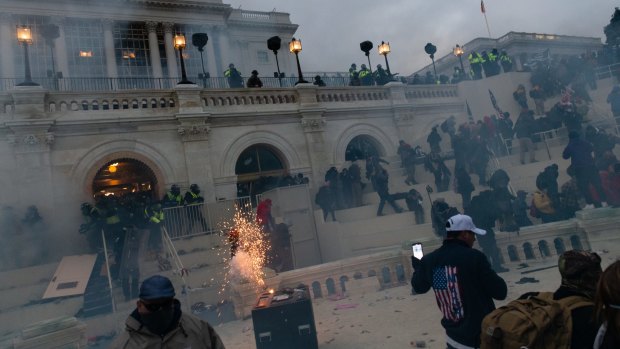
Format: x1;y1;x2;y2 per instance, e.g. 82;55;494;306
191;33;209;87
267;36;282;87
360;40;373;74
174;33;194;85
289;37;308;84
16;25;39;86
424;42;438;83
453;44;466;77
378;41;392;77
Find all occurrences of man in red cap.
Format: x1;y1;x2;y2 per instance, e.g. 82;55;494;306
110;275;226;348
411;214;507;349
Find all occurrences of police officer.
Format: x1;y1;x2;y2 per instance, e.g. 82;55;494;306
162;184;182;208
375;64;389;85
499;50;513;72
224;63;243;88
144;202;164;252
359;64;373;86
349;63;360;86
184;184;209;234
468;51;484;80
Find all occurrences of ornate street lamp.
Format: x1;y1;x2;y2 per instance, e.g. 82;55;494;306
378;41;392;77
174;33;194;85
191;33;209;87
267;36;282;87
424;42;438;83
16;25;39;86
453;44;466;77
289;37;308;84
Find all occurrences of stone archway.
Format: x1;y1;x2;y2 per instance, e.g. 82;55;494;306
92;158;159;199
71;140;176;200
344;135;383;161
334;123;394;164
235;144;288;199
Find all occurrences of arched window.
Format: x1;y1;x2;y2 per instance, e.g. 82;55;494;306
345;135;382;161
235;145;286;200
92;158;158;199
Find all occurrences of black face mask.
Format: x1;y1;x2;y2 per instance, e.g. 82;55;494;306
140;304;175;336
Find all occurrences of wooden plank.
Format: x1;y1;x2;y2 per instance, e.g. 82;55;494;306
42;254;97;299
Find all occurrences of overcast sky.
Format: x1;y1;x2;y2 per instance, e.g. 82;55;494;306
228;0;618;75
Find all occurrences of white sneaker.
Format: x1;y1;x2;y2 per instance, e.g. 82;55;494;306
584;204;595;210
602;202;608;208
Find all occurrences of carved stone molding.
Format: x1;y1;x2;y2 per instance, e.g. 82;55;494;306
301;118;326;132
6;132;55;152
178;123;210;142
145;21;159;33
0;13;13;24
163;22;175;34
394;113;415;125
101;18;115;29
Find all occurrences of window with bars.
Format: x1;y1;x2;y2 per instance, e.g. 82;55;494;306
113;22;151;78
65;19;106;77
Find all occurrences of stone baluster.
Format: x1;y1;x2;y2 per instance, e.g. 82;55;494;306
163;22;179;79
146;21;163;79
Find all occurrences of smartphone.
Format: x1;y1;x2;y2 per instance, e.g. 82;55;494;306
412;242;423;259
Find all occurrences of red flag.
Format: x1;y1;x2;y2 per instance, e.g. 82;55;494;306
481;0;486;13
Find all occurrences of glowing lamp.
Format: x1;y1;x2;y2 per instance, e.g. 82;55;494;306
453;44;464;57
174;34;186;50
269;289;274;294
16;26;33;44
79;51;93;58
108;162;118;173
378;41;390;56
289;38;302;54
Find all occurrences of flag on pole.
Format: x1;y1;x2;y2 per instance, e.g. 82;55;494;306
481;0;486;13
466;100;473;117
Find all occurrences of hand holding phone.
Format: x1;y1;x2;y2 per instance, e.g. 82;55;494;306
412;242;424;260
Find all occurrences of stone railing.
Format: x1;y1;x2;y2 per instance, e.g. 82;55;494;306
200;89;298;108
45;91;178;114
314;87;389;104
231;249;410;318
0;93;13;115
404;85;459;99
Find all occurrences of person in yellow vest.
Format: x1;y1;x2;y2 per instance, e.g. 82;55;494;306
348;63;360;86
499;50;513;72
359;64;373;86
224;63;243;88
468;51;484;80
144;202;164;253
184;184;209;234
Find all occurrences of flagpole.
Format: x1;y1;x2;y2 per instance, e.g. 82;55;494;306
481;0;492;38
483;13;492;38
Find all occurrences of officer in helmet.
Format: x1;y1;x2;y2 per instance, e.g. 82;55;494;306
184;184;209;235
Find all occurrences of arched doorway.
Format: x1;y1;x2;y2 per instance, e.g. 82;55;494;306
235;144;287;202
92;158;158;199
345;135;382;161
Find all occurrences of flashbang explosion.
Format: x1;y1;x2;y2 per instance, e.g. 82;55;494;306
221;205;271;291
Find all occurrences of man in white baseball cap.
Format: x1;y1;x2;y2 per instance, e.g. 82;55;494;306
411;214;506;349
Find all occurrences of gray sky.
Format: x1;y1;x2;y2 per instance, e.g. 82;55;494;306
228;0;618;75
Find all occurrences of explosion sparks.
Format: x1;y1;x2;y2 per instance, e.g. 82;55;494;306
220;204;271;292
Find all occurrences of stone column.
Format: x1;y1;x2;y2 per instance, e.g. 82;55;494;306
102;19;118;78
212;26;229;74
163;22;179;79
175;86;216;200
146;21;163;79
0;13;15;78
51;17;70;78
297;84;329;186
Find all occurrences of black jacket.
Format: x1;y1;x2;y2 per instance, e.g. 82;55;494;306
412;239;507;347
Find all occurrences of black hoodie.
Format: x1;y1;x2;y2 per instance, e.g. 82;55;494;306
412;239;507;347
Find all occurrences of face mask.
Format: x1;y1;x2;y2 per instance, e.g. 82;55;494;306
140;305;175;336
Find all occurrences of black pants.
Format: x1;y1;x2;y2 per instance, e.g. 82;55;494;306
477;228;503;270
574;165;606;205
321;206;336;221
377;192;401;215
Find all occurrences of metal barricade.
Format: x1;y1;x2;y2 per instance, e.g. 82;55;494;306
162;196;251;239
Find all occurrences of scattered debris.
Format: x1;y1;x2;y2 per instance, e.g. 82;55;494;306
516;277;540;284
334;303;358;310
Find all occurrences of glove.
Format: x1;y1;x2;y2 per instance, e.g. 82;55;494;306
411;255;422;269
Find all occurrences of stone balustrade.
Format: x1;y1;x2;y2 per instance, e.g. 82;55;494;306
0;83;464;120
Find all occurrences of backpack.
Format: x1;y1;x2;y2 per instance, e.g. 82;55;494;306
440;120;449;133
480;292;592;349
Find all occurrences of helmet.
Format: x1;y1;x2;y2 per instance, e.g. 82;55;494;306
190;184;200;192
171;184;180;195
81;202;92;210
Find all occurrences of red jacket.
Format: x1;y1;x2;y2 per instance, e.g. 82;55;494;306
600;171;620;206
256;200;272;225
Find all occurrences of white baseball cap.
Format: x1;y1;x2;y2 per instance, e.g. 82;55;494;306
445;214;486;236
